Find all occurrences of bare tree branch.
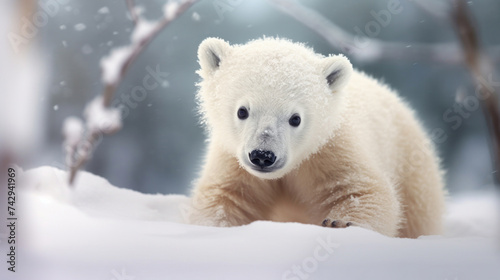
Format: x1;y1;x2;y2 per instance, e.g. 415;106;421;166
267;0;500;64
67;128;100;185
66;0;200;184
451;0;500;185
126;0;138;25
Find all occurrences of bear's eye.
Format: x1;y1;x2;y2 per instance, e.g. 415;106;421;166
237;107;249;120
289;114;301;127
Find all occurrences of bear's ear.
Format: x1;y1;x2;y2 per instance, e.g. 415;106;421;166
321;55;353;92
197;37;232;76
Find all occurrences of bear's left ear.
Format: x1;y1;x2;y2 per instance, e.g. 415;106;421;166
321;55;353;92
197;37;232;77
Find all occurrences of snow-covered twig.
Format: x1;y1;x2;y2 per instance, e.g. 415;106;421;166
63;117;84;169
267;0;500;64
451;0;500;185
65;0;199;184
65;95;122;184
126;0;139;25
101;0;199;106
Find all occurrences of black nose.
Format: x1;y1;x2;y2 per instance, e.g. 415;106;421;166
249;150;276;168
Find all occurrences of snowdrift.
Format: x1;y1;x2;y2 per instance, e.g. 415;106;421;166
2;166;500;280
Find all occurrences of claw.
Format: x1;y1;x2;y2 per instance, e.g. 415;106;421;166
322;219;331;227
322;219;354;228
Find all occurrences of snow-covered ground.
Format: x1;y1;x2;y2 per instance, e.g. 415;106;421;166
2;166;500;280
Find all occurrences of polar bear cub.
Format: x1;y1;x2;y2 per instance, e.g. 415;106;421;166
189;37;446;238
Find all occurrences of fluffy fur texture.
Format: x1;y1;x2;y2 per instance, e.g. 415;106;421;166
189;37;446;238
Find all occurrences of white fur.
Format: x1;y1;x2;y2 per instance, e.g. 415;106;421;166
196;38;350;177
191;38;446;238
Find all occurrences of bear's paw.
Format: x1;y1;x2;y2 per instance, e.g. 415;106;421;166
321;218;354;228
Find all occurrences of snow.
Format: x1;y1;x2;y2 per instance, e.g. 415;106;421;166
100;45;133;84
74;23;86;31
163;1;180;20
98;6;110;14
131;19;157;43
192;11;201;21
4;166;499;280
62;117;84;167
63;117;84;148
83;96;122;133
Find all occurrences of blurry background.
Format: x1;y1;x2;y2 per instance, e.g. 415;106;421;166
10;0;500;194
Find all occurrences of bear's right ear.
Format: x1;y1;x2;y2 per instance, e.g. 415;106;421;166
321;54;353;92
197;38;232;76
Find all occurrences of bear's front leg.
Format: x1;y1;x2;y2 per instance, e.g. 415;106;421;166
189;174;276;227
316;176;402;237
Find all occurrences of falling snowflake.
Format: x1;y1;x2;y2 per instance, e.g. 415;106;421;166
192;12;201;21
98;7;110;14
74;23;86;31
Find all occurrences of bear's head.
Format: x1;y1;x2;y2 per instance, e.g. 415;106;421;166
196;38;353;180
